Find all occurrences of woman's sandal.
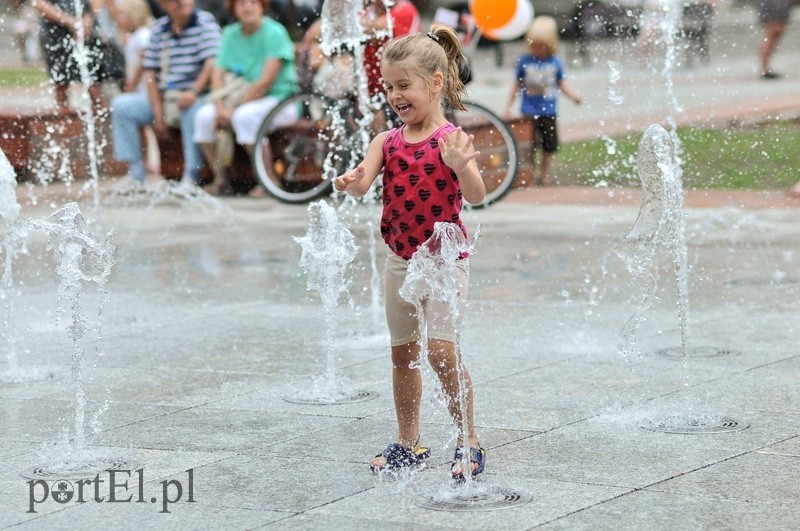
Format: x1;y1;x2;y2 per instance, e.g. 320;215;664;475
370;442;431;473
451;446;486;481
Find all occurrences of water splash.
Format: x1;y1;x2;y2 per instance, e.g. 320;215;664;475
400;221;480;483
607;60;624;106
0;150;58;383
617;124;690;363
0;149;28;375
66;0;105;210
291;200;361;402
320;0;395;338
319;0;387;173
30;203;115;453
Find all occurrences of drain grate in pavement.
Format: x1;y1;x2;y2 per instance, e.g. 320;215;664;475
22;459;139;480
654;346;740;359
283;390;377;405
420;486;531;512
640;415;749;434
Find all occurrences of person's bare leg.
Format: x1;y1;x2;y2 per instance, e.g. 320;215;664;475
88;84;106;115
245;143;268;197
529;145;539;186
759;21;786;75
199;142;217;173
540;152;553;186
54;84;69;109
199;141;226;194
427;338;480;475
370;342;424;469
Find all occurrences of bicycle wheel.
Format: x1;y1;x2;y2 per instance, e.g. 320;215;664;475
252;92;354;204
449;101;518;207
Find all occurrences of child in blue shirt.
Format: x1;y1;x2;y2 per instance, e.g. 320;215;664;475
504;16;582;186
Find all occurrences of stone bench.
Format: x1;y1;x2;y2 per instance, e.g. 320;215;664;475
0;108;533;192
0;108;126;181
153;128;256;194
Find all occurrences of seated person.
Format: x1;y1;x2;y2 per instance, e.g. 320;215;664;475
111;0;221;187
193;0;298;196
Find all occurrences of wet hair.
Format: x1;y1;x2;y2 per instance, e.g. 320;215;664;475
381;23;468;111
525;16;560;55
119;0;152;28
224;0;270;17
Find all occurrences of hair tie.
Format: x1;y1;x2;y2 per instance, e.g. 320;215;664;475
426;32;440;42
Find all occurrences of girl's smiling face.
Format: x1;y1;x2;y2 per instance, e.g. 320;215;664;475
381;62;443;125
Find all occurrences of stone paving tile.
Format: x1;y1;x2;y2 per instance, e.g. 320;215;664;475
296;473;630;530
0;399;183;445
757;435;800;457
90;406;353;454
2;445;238;522
538;489;800;530
188;454;375;513
10;499;289;529
3;175;800;528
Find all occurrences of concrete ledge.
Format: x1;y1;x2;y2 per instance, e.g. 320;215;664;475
152;128;256;193
0;108;126;181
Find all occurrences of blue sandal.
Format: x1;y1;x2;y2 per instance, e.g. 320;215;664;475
370;442;431;473
451;446;486;481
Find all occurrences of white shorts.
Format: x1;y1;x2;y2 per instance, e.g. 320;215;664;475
193;95;283;145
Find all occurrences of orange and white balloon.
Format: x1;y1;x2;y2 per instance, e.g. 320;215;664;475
471;0;535;41
468;0;517;32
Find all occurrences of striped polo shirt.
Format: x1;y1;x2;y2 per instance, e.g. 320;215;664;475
143;9;221;90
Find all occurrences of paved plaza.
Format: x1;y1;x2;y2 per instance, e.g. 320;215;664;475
0;179;799;529
1;3;800;529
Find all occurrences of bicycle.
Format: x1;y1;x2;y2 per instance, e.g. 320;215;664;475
251;15;518;206
251;92;518;206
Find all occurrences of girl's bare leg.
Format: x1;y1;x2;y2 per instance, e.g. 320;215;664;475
427;338;480;474
370;342;424;468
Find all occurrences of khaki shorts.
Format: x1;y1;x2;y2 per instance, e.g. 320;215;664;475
384;252;470;347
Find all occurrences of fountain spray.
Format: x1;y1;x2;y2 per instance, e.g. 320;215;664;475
618;124;690;363
400;222;480;486
291;200;362;403
30;202;115;453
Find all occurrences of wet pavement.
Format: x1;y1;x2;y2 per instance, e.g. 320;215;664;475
0;171;798;529
1;3;800;529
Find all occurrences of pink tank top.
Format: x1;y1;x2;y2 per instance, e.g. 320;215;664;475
380;123;467;260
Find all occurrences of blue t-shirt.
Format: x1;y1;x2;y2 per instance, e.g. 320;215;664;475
514;54;564;118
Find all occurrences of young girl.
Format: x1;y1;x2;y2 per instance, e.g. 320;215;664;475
333;24;486;480
504;16;582;187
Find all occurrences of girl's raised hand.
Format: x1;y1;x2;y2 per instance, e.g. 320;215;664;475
333;164;364;192
438;127;480;174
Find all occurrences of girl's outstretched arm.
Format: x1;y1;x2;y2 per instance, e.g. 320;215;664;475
439;127;486;205
333;131;388;197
